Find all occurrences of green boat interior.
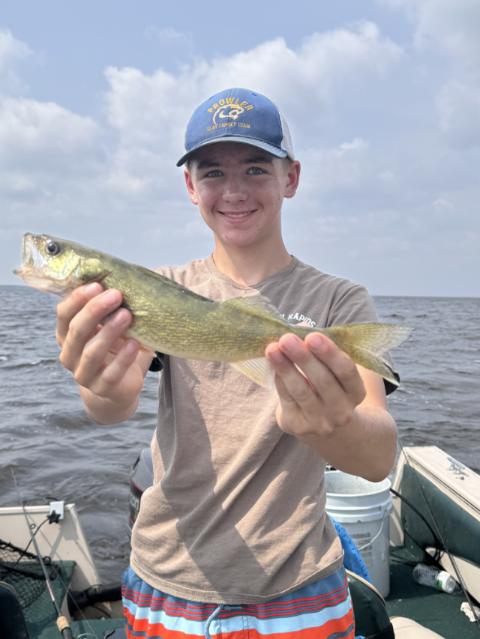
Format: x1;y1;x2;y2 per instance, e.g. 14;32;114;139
383;449;480;638
0;566;126;638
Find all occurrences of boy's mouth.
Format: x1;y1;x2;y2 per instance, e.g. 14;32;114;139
220;209;256;218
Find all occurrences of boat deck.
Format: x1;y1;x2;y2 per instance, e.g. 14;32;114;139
386;547;480;638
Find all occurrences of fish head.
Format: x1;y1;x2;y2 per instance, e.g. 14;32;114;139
14;233;106;294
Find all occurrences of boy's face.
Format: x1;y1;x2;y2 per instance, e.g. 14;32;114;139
184;142;300;251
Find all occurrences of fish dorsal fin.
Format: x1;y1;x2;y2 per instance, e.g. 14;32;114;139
230;357;275;388
222;293;286;323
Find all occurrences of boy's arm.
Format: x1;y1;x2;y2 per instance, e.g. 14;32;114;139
56;283;153;424
265;332;397;482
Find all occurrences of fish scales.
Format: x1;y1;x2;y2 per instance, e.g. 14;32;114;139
98;260;295;362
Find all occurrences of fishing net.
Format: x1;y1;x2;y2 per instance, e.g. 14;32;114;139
0;538;59;608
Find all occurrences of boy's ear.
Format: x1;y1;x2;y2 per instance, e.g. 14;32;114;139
284;161;301;199
184;169;199;205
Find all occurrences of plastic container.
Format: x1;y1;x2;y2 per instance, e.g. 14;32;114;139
412;563;460;594
325;470;392;597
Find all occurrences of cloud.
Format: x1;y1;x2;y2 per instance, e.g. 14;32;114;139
144;26;194;53
411;0;480;67
420;1;480;149
0;96;102;203
0;29;31;71
299;137;372;199
380;0;480;149
0;95;105;238
437;81;480;148
0;97;99;164
378;0;480;69
0;29;32;94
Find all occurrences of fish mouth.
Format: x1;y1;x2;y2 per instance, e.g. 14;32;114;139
13;233;67;293
14;265;66;293
14;233;43;276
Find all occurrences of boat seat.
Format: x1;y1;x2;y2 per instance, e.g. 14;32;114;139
346;570;394;638
348;570;448;638
391;616;445;638
0;580;30;639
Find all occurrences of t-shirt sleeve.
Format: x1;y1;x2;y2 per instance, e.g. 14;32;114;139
326;282;378;326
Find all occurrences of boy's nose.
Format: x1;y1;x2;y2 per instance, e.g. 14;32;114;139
222;177;248;203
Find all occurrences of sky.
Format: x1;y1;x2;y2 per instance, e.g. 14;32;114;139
1;0;479;296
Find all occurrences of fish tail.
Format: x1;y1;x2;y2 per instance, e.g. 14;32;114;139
319;323;412;387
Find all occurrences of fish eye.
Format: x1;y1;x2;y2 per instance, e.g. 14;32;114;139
45;240;61;256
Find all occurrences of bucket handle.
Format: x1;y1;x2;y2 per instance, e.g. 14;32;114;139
356;504;390;553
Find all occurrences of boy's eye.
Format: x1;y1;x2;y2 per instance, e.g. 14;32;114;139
204;169;223;178
247;166;267;175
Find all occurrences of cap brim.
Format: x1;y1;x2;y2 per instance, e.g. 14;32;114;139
176;137;289;167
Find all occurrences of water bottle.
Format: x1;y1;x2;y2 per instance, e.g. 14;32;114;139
412;563;460;594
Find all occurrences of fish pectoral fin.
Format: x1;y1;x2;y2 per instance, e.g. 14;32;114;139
231;357;275;388
81;259;112;284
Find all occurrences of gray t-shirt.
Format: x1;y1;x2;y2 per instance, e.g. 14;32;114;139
130;256;380;604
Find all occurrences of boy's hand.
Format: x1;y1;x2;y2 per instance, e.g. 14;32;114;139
265;332;365;440
265;332;396;481
56;283;151;423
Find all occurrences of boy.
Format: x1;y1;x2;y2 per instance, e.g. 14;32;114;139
56;88;397;639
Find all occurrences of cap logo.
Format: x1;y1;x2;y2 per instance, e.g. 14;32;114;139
207;96;254;132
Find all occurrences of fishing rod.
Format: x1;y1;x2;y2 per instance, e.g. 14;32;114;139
20;502;74;639
10;468;74;639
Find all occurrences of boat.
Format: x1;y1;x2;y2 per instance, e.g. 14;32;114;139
1;445;479;638
0;501;126;638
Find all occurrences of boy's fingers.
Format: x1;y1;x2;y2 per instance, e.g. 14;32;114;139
89;339;140;397
56;283;104;345
305;333;366;405
267;333;366;432
59;289;124;373
70;308;133;387
278;332;364;404
266;340;321;418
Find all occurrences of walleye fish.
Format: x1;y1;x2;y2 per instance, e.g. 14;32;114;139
14;233;411;387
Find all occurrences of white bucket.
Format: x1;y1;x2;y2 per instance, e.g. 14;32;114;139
325;470;392;597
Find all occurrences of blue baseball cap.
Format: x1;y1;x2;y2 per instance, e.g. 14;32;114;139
176;88;295;166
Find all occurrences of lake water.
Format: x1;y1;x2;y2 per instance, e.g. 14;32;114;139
0;286;478;583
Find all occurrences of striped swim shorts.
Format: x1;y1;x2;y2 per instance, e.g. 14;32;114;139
122;565;355;639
